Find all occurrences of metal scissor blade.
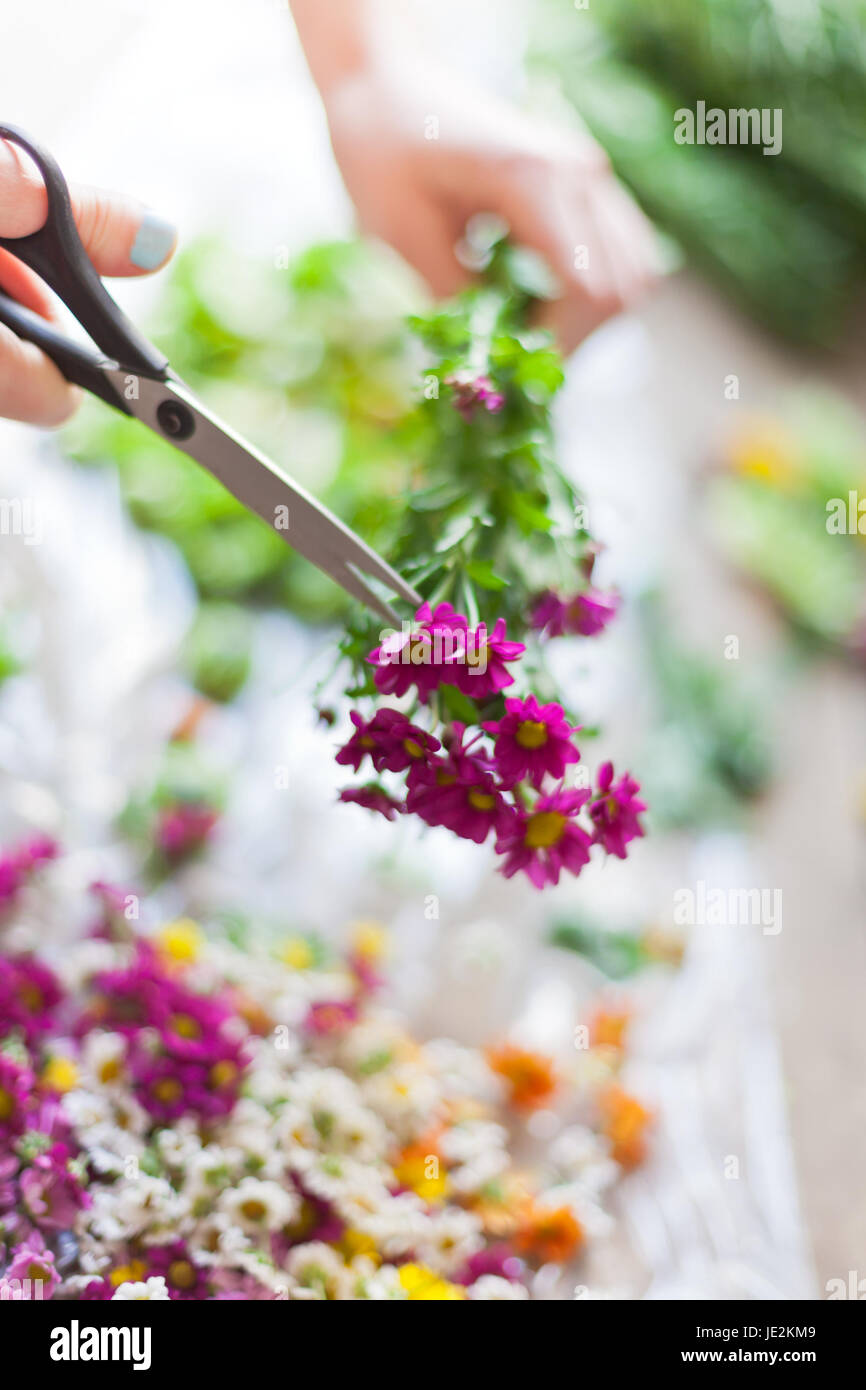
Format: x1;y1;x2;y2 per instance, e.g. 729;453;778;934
108;370;422;625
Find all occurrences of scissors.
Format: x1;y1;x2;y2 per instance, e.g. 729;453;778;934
0;124;421;626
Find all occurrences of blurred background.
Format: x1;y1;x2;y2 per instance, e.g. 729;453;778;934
0;0;864;1297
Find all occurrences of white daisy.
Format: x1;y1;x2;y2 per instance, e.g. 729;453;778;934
218;1176;298;1234
112;1276;171;1301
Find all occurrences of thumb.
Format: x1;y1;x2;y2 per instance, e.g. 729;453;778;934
0;137;177;278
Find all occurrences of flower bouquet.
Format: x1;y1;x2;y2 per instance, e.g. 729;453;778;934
331;231;645;888
0;841;649;1301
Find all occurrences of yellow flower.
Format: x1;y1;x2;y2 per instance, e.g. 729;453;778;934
280;936;315;971
41;1056;79;1093
339;1229;380;1263
110;1260;148;1288
398;1264;465;1301
157;918;204;965
350;920;388;962
728;421;799;490
393;1148;449;1204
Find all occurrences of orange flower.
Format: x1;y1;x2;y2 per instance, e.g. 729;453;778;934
230;989;272;1036
393;1134;448;1203
486;1043;558;1111
589;1008;630;1050
469;1171;533;1237
600;1086;652;1168
515;1203;584;1265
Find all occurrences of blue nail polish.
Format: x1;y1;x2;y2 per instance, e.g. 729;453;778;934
130;211;176;270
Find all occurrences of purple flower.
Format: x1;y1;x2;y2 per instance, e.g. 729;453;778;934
0;1055;34;1140
495;788;593;889
144;1242;210;1300
406;735;514;845
19;1143;90;1230
484;694;580;789
531;588;619;639
588;762;646;859
155;803;218;859
455;1244;526;1286
368;603;468;702
4;1232;61;1298
445;373;506;420
336;709;440;775
454;618;525;699
0;954;63;1043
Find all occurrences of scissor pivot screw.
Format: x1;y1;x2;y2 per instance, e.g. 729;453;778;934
157;400;196;441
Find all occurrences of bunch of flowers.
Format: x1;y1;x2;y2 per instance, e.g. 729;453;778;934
333;234;644;888
336;605;644;888
0;848;650;1301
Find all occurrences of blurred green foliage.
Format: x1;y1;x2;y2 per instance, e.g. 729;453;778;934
636;593;776;829
338;231;597;716
531;0;866;344
64;237;424;631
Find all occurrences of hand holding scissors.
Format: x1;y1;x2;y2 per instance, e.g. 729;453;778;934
0;125;420;626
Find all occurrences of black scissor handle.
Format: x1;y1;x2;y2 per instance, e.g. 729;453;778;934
0;123;168;382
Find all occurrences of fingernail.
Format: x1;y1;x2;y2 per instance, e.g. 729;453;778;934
130;210;176;270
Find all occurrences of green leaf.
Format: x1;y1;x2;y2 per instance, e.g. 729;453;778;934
466;558;508;591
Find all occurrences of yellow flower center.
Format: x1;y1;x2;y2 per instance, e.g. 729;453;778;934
153;1078;183;1104
0;1087;14;1120
41;1056;80;1093
435;770;457;787
359;735;375;749
403;738;424;759
168;1259;197;1290
524;811;566;849
157;918;204;964
240;1199;267;1222
515;720;548;750
468;789;496;812
210;1060;238;1089
170;1013;201;1039
110;1260;147;1287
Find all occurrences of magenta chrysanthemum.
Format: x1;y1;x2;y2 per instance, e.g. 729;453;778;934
484;694;580;789
0;954;63;1043
19;1143;91;1229
406;734;513;845
531;588;619;639
368;602;468;701
454;618;526;698
0;1056;34;1139
495;788;593;889
588;761;646;859
336;708;440;774
3;1232;61;1297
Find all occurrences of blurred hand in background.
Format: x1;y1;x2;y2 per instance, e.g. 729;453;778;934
291;0;659;354
0;139;175;426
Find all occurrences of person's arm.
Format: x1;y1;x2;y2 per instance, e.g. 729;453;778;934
290;0;659;353
0;138;176;426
